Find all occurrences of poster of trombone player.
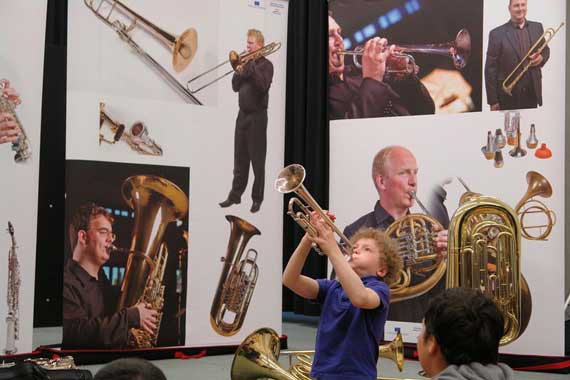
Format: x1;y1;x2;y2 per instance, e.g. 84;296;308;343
484;0;564;111
327;0;483;119
63;159;189;349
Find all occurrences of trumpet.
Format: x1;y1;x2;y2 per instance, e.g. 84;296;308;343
337;29;471;77
84;0;202;104
502;22;564;96
275;164;352;259
187;42;281;94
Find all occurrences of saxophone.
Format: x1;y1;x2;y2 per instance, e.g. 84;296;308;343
5;222;20;354
0;80;31;162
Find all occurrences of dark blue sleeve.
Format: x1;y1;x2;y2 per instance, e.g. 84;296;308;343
315;279;334;304
367;280;390;311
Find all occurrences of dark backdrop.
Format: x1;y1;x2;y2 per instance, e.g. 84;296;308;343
34;0;328;327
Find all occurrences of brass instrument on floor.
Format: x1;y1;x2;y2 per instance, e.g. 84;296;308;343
4;222;20;355
502;22;564;96
231;327;405;380
447;195;531;345
210;215;260;336
275;164;353;259
84;0;202;104
187;41;281;94
118;175;189;348
337;29;471;77
515;171;556;241
0;80;31;163
385;191;446;303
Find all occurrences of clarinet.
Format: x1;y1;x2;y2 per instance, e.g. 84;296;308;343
4;222;20;354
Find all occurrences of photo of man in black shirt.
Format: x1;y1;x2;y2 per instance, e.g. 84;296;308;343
62;202;157;348
219;29;274;214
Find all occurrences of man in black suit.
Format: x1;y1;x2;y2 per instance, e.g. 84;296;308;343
485;0;550;111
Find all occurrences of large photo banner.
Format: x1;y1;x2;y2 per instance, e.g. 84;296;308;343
0;1;47;355
67;0;288;349
328;0;566;356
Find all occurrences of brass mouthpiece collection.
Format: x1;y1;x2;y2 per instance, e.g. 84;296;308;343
481;111;550;168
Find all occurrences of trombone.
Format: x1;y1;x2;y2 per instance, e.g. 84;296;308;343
502;22;564;96
275;164;353;259
84;0;202;105
337;29;471;76
187;42;281;94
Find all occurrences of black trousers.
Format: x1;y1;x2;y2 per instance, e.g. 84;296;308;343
498;80;539;110
228;109;268;203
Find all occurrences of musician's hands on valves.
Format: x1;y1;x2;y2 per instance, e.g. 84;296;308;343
0;81;21;145
361;37;396;82
432;223;448;257
307;211;340;257
136;302;158;335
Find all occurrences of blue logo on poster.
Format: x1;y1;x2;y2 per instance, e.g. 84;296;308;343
248;0;265;9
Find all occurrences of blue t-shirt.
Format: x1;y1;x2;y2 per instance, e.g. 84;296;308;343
310;276;390;380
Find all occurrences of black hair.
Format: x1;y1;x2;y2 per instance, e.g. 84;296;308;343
94;358;167;380
423;288;504;365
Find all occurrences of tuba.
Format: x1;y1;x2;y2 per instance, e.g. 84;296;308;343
118;175;189;348
385;192;446;303
231;328;405;380
514;171;556;241
210;215;261;336
447;195;531;345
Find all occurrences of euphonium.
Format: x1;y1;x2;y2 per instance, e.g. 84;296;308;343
447;195;531;345
385;192;446;303
210;215;260;336
118;175;189;348
515;171;556;241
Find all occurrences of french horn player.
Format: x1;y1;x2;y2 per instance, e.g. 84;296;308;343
343;146;449;323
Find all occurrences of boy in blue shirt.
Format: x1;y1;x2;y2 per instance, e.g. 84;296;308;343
283;213;403;380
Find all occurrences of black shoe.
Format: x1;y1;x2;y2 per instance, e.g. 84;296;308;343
219;198;240;208
250;201;262;213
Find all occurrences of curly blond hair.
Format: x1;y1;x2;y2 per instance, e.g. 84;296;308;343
350;227;403;285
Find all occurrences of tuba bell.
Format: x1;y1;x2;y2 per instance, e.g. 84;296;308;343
515;171;556;241
447;195;531;345
210;215;261;336
385;192;446;303
117;175;189;348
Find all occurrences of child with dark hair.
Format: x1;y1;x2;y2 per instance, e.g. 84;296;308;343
94;358;166;380
283;213;402;380
418;288;514;380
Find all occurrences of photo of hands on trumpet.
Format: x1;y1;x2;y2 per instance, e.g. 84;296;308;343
0;79;30;162
328;0;483;119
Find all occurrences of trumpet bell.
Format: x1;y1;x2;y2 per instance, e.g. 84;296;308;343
379;330;404;372
173;28;198;72
452;28;471;69
275;164;306;194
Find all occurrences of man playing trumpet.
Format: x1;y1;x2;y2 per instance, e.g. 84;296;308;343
0;80;21;145
328;12;434;120
485;0;550;111
343;146;448;322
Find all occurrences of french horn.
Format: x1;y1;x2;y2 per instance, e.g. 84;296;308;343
385;192;446;303
515;171;556;241
210;215;260;336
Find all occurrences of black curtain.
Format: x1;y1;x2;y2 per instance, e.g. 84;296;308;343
282;0;329;316
33;0;328;327
34;0;67;327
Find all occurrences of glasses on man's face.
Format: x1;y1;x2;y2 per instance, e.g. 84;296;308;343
90;227;116;242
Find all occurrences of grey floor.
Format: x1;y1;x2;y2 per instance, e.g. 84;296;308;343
33;314;569;379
